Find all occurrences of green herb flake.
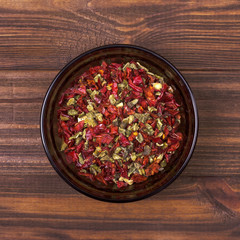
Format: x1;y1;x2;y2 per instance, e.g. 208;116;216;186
125;129;132;137
66;98;76;106
128;115;135;124
90;164;101;175
118;127;126;135
95;113;103;122
134;162;142;169
87;103;94;112
112;118;119;126
102;80;107;86
106;84;112;91
74;95;81;100
156;118;163;130
69;131;82;140
60;115;69;121
94;74;103;83
136;62;149;72
75;137;82;145
84;140;89;150
127;143;134;153
78;153;84;164
148;106;157;112
118;80;128;90
60;141;67;151
114;136;120;142
85;112;97;127
143;145;151;155
122;62;130;71
157;142;168;149
114;147;122;154
128;166;136;177
127;99;138;108
68;109;78;116
132;123;139;131
149;156;154;163
120;118;129;129
131;152;137;161
116;102;123;108
98;150;108;158
138;168;143;175
134;113;150;123
119;176;133;185
89;90;99;99
109;94;116;105
157;154;163;161
136;132;144;143
101;155;111;161
154;74;164;80
78;112;85;118
160;160;167;168
117;159;123;167
93;146;102;157
112;153;122;160
82;129;86;139
121;147;129;158
145;123;155;136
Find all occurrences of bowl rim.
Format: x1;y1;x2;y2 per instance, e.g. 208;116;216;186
40;44;198;202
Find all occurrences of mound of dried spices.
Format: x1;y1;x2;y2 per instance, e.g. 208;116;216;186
57;61;183;188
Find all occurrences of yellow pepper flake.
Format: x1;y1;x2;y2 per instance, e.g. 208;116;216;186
133;132;138;136
162;133;166;139
152;82;162;90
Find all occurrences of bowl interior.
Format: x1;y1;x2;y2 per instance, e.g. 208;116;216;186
41;45;197;202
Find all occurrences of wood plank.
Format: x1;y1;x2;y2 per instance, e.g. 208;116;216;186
1;1;240;239
0;175;240;239
0;0;239;70
0;70;239;176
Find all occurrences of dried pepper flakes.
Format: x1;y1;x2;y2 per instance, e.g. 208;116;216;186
57;61;182;188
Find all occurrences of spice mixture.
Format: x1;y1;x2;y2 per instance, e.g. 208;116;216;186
57;61;182;188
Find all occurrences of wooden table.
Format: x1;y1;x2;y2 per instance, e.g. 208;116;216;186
1;1;240;239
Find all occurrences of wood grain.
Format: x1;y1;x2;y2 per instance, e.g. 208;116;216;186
0;0;240;239
0;0;240;70
0;175;240;240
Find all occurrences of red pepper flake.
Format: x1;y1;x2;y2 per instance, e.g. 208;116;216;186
110;125;119;135
95;134;114;145
128;79;143;92
112;82;118;98
131;173;147;183
119;134;130;147
57;61;183;188
133;75;143;85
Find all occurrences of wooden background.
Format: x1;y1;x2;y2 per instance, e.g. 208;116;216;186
0;0;240;239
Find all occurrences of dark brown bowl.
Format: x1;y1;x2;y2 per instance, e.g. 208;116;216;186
40;44;198;202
